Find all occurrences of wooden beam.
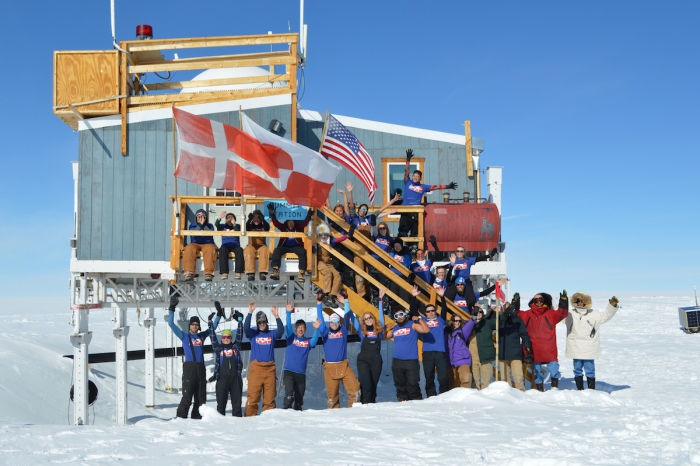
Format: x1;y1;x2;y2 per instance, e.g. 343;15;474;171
143;73;288;92
128;51;295;74
465;120;473;177
68;105;84;120
128;85;292;105
123;33;298;52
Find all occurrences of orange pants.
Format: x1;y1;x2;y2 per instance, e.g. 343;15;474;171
245;360;276;416
244;243;269;274
183;243;217;275
323;360;360;408
318;261;342;295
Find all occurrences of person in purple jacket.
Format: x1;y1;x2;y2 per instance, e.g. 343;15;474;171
244;302;284;417
386;285;430;401
282;301;321;411
420;297;448;398
317;292;361;408
437;287;477;388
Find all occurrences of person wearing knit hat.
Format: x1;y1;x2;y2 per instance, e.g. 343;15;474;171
243;301;284;416
167;296;221;419
243;209;271;281
282;301;321;410
182;208;217;282
210;307;244;416
215;211;244;280
565;293;620;390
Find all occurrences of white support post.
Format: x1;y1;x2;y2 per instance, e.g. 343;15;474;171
70;274;92;426
486;166;502;213
164;311;174;392
144;308;156;408
113;306;129;424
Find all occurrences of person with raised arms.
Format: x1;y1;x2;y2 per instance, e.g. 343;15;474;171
167;296;221;419
282;301;321;410
386;285;430;401
210;306;244;416
317;291;361;408
244;302;284;416
347;287;388;404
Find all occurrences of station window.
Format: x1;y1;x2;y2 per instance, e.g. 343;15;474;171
215;189;241;206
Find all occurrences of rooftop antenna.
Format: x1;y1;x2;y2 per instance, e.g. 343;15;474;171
110;0;129;54
299;0;307;67
695;286;698;307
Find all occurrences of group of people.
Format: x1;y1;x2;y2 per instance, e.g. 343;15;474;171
166;284;621;419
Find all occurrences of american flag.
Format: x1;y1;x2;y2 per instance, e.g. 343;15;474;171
320;115;378;204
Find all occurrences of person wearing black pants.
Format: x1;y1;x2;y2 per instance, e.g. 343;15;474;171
167;296;220;419
386;286;430;401
214;327;243;417
349;287;388;403
216;212;244;280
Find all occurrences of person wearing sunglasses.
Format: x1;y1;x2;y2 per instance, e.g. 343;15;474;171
282;301;321;410
386;285;430;401
444;245;498;305
496;293;533;392
210;305;244;417
182;208;217;282
398;148;457;238
317;291;361;408
347;287;388;404
419;289;449;397
516;291;569;391
315;222;354;308
167;296;221;419
243;302;284;416
565;293;620;390
437;287;477;389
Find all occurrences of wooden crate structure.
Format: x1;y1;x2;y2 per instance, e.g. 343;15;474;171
53;51;120;130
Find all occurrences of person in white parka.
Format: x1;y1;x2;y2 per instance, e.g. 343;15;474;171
565;293;620;390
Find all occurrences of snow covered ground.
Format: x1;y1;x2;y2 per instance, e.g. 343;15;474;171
1;292;699;465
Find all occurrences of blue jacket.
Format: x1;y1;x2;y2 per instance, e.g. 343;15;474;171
283;311;320;374
215;218;241;248
318;301;353;363
168;312;220;362
188;222;215;245
244;313;285;363
211;320;243;379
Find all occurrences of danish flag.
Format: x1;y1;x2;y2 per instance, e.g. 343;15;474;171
173;108;341;208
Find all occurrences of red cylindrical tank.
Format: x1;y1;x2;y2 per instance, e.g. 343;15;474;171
424;202;500;253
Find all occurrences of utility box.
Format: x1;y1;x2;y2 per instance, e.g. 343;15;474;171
53;50;120;130
678;306;700;333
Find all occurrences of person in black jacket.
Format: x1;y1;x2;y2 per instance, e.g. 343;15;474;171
497;293;533;392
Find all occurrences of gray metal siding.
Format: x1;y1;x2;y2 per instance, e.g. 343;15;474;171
77;105;291;261
297;117;475;207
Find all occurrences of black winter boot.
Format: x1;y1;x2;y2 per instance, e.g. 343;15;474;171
574;375;584;390
535;383;544;392
587;377;595;390
551;378;559;389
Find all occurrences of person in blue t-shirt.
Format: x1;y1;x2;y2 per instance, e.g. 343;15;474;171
317;292;361;408
386;286;430;401
444;245;498;306
215;211;244;280
409;248;432;285
268;204;313;284
282;301;321;411
244;302;284;416
167;295;221;419
398;149;457;238
183;208;217;282
420;297;448;398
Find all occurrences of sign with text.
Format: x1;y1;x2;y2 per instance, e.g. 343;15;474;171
264;201;308;222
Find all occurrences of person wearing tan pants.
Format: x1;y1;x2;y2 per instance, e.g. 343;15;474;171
317;294;360;408
315;222;353;308
469;327;494;390
499;360;526;391
243;302;284;416
182;209;217;281
244;210;270;281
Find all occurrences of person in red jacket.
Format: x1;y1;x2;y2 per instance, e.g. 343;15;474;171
516;291;569;391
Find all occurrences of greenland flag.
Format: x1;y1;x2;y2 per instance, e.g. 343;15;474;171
173;108;340;208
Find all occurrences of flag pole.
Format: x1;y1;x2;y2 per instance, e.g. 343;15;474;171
172;105;178;199
318;109;330;152
239;106;243;130
495;292;500;383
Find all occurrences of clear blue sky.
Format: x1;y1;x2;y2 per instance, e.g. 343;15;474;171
1;1;698;296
